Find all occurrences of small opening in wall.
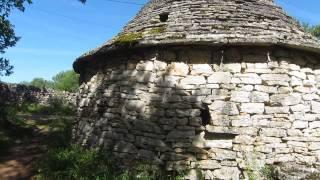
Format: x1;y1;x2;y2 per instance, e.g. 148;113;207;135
159;12;169;22
200;107;211;126
204;132;237;140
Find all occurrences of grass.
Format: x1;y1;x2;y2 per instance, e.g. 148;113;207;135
149;27;166;35
114;32;143;45
18;97;75;116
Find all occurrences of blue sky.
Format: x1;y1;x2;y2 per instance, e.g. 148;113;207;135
1;0;320;83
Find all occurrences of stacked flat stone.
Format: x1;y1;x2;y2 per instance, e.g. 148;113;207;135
0;82;77;106
73;0;320;179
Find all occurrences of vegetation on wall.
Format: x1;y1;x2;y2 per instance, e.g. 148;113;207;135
114;32;143;45
304;24;320;39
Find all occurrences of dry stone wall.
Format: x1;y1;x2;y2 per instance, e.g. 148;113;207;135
74;46;320;179
0;82;77;106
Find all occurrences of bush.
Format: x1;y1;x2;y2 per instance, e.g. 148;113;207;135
19;97;75;116
37;145;115;180
29;78;54;89
52;70;79;92
37;145;185;180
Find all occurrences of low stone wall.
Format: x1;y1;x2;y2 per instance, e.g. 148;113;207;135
0;82;77;106
73;46;320;179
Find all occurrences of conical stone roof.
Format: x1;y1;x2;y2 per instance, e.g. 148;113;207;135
74;0;320;71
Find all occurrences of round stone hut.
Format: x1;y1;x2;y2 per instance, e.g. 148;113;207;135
73;0;320;179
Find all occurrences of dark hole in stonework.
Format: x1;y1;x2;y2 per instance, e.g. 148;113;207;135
159;12;169;22
204;132;237;140
200;107;211;126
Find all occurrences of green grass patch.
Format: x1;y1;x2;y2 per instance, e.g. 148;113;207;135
36;145;116;180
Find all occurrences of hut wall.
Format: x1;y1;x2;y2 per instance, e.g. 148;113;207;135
73;46;320;179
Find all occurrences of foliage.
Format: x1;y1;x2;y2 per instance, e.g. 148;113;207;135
52;70;79;92
260;165;276;180
149;27;166;35
300;22;320;39
37;145;116;180
0;0;86;77
37;145;185;180
114;32;143;45
18;97;75;116
0;58;13;76
26;70;79;92
36;115;185;180
0;128;13;154
29;77;53;89
0;0;32;76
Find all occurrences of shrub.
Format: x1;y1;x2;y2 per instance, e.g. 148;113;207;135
52;70;79;92
37;145;115;180
19;97;75;116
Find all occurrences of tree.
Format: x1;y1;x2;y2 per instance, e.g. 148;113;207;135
29;77;53;89
0;0;32;76
52;70;79;92
0;0;85;77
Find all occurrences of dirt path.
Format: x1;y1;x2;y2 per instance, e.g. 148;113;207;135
0;115;49;180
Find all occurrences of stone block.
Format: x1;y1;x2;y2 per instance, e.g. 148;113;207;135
222;63;242;73
210;148;237;160
234;73;262;84
190;64;213;75
230;91;250;103
180;76;206;85
311;101;320;113
197;160;221;170
154;60;167;71
240;103;264;114
254;85;277;93
205;140;233;149
290;104;310;112
207;72;232;84
261;74;290;81
265;106;290;114
213;167;240;180
209;101;239;115
234;135;255;144
250;91;269;103
260;128;287;137
136;61;154;71
310;121;320;129
292;121;308;129
289;71;306;80
270;93;301;106
166;62;189;76
309;142;320;150
231;115;252;127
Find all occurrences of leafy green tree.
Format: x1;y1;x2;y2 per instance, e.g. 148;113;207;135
30;78;53;89
52;70;79;92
